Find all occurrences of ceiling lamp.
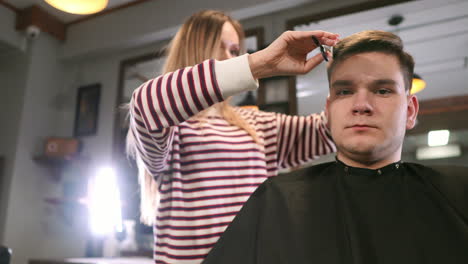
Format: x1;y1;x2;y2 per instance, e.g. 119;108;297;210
44;0;108;15
388;15;426;94
427;129;450;147
411;73;426;94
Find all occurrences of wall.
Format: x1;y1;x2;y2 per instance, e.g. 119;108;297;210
1;33;89;264
0;44;28;244
57;40;169;164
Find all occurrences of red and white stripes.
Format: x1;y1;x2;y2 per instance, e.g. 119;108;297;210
128;56;335;264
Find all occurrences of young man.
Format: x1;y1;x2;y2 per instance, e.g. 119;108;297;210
202;30;468;264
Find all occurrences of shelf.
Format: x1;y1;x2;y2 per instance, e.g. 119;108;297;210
121;250;153;258
33;155;89;181
34;155;89;165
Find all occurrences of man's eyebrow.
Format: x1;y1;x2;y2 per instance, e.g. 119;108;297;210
331;79;398;88
331;80;353;88
373;79;397;85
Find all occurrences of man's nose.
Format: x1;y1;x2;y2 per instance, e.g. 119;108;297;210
351;91;373;115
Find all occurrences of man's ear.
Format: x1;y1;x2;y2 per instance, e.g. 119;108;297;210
406;94;419;130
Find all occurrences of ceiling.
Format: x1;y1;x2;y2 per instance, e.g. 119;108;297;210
3;0;138;23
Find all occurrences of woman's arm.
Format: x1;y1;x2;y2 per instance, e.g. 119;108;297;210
128;55;258;177
276;112;336;169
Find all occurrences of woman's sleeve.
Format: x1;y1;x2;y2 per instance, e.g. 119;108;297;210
128;54;258;177
276;112;336;169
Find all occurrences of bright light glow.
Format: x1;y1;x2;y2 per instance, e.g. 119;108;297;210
88;167;123;235
44;0;108;15
416;144;461;160
410;77;426;94
428;130;450;146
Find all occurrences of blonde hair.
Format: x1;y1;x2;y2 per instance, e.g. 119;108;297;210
130;10;259;225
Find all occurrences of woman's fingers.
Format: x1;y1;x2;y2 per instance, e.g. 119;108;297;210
283;30;339;46
296;30;340;42
303;53;326;74
287;31;339;53
321;37;339;46
249;30;339;78
291;30;335;38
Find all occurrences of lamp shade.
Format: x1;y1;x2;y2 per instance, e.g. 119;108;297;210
45;0;108;15
411;73;426;94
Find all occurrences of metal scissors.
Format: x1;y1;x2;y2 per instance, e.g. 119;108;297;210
311;35;330;62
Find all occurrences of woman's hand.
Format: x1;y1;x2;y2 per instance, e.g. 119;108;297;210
248;30;339;79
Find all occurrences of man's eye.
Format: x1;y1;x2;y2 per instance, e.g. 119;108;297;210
376;88;392;95
336;89;352;96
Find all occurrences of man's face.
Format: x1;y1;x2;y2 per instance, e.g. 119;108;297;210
326;52;419;167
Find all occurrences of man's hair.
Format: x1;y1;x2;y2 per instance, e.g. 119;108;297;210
327;30;415;91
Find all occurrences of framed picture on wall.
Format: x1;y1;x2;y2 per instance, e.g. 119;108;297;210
74;83;101;137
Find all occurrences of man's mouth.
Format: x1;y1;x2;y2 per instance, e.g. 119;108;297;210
347;124;377;130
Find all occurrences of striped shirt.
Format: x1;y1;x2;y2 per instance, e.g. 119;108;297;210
128;54;336;264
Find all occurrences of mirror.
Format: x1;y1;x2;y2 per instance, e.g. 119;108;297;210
113;49;166;256
115;51;166;154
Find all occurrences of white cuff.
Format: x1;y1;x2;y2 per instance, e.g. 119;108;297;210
214;54;259;98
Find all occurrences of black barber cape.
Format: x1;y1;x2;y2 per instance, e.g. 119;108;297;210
203;160;468;264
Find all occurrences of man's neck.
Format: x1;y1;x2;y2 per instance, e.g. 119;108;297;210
336;152;401;170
